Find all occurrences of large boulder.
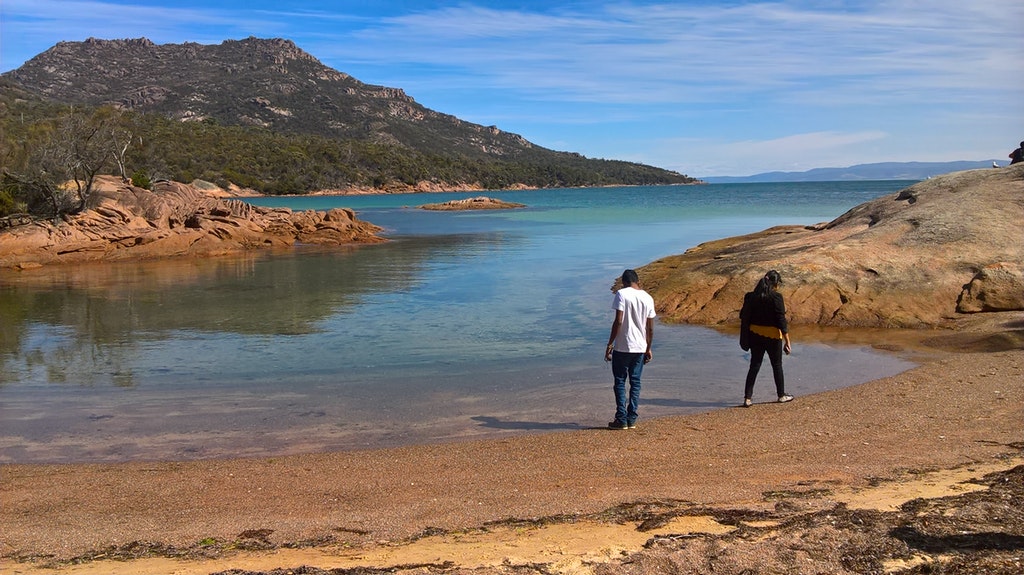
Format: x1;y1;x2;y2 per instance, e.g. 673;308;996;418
0;180;384;268
639;163;1024;328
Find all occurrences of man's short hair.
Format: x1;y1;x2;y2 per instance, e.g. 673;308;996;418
621;269;639;286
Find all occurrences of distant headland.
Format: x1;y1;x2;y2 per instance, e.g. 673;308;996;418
703;160;1004;183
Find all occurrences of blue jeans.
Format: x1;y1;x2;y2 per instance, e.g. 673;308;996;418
611;351;644;425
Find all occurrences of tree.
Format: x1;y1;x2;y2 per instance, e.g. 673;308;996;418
110;115;139;183
3;107;126;219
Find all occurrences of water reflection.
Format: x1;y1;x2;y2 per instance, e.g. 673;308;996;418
0;234;491;387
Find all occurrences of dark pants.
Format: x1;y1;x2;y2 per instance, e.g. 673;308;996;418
744;333;786;399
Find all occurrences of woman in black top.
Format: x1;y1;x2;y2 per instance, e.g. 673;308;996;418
739;270;793;407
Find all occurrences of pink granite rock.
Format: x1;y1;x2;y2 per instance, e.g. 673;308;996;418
639;164;1024;328
0;180;383;268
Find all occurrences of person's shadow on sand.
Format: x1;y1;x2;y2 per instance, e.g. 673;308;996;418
471;416;584;431
642;398;735;409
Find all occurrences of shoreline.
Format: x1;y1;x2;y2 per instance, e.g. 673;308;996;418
0;320;923;467
2;314;1021;574
252;180;706;198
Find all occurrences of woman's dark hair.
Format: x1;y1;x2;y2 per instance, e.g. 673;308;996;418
754;270;782;298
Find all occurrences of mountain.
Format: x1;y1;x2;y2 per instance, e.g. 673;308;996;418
702;161;1001;183
4;37;524;159
0;37;696;191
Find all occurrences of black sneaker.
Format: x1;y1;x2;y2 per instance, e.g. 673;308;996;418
608;421;628;430
626;421;637;429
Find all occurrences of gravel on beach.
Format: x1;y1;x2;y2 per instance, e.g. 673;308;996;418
2;316;1022;574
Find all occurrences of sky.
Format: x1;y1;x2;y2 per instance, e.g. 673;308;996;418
1;1;1022;178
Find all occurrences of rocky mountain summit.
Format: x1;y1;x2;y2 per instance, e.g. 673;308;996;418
0;178;383;269
4;37;529;158
640;164;1024;329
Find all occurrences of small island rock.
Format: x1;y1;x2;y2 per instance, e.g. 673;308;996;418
418;196;526;211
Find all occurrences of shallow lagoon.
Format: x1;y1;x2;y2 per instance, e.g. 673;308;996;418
0;182;919;463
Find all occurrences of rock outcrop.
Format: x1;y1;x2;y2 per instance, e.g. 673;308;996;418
956;262;1024;313
639;164;1024;328
0;180;384;269
418;196;526;211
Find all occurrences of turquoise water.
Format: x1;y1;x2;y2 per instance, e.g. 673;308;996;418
0;182;918;463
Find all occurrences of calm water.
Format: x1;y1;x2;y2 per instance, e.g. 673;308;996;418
0;182;919;463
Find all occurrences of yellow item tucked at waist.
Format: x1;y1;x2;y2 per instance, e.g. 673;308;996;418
749;324;784;339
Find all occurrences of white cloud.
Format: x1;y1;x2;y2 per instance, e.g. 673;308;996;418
2;1;1021;175
651;131;894;177
316;1;1024;107
0;0;291;69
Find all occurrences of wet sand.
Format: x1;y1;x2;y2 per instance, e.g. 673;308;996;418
1;314;1021;574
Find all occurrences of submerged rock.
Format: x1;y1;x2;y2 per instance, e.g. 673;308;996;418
0;179;384;268
639;163;1024;328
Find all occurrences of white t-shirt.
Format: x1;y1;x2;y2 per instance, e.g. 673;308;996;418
611;286;656;353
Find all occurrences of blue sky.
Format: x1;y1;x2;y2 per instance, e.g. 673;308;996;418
2;1;1021;177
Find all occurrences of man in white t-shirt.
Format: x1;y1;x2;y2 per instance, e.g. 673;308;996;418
604;269;655;430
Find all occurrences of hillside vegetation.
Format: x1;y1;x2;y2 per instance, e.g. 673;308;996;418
0;37;697;216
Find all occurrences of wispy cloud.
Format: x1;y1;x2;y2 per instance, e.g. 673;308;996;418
1;0;288;56
2;1;1021;176
654;130;891;176
311;1;1022;106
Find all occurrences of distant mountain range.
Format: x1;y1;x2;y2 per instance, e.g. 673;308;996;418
703;161;1002;183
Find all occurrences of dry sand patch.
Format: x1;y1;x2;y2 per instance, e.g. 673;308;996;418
5;459;1021;575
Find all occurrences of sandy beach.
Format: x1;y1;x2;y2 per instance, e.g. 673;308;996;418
1;313;1022;574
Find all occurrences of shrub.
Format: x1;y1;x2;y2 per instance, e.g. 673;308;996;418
130;170;152;190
